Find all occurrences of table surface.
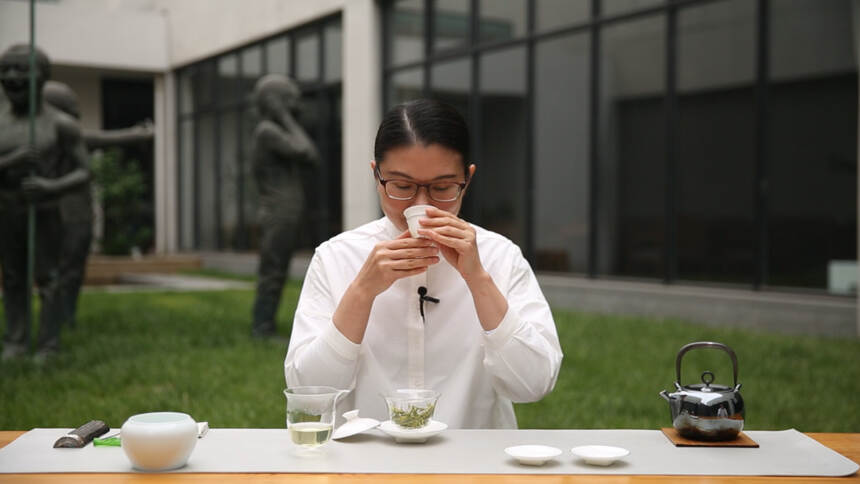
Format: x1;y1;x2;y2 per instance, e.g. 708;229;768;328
1;430;857;483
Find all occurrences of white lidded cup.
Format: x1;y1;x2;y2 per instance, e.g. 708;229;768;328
121;412;198;471
403;205;433;238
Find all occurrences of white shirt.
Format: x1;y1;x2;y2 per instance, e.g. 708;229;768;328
284;217;563;429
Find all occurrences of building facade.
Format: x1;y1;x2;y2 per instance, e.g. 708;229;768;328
1;0;858;327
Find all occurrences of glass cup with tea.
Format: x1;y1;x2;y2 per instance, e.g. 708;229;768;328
283;386;348;449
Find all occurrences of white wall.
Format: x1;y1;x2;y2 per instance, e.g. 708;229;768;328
0;0;168;71
151;0;344;67
50;66;103;131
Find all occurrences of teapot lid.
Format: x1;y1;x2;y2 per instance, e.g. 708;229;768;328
679;371;733;393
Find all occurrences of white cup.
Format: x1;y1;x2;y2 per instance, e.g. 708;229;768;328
403;205;433;238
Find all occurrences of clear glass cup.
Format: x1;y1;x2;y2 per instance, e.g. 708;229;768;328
283;386;347;448
383;389;440;430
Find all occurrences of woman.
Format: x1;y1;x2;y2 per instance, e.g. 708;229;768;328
284;99;562;428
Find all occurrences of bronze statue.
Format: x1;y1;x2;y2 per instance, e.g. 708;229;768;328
0;45;89;362
42;80;154;330
250;74;319;338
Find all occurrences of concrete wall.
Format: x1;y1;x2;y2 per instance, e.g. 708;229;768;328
0;0;168;71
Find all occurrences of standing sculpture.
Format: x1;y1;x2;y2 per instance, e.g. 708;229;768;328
250;74;319;338
0;45;90;362
42;80;154;330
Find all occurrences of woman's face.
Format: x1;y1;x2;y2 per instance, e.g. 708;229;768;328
373;143;476;232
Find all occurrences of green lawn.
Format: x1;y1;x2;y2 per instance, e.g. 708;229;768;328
1;279;858;432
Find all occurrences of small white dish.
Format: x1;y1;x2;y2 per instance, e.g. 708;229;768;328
504;445;562;466
332;409;380;440
571;445;630;466
378;419;447;443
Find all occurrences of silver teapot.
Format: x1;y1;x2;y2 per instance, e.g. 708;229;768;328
659;341;745;441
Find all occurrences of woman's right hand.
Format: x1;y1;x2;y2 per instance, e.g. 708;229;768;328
353;231;439;298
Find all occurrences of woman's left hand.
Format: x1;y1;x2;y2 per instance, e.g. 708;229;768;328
417;206;485;282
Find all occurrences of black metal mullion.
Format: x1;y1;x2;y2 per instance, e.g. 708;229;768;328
212;61;223;250
192;111;200;249
424;0;433;96
236;53;247;250
382;1;391;111
665;3;679;284
524;0;535;265
754;0;770;289
289;32;296;77
176;70;184;250
317;23;329;245
467;0;481;222
587;0;600;278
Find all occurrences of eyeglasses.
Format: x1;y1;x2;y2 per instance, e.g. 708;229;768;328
375;167;468;202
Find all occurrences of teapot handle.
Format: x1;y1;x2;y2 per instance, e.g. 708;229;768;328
675;341;738;387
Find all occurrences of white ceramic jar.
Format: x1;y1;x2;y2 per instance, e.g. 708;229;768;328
121;412;197;471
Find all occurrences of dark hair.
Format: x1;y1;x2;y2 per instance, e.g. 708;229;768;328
374;99;470;175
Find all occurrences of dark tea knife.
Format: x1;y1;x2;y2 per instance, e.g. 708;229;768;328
53;420;110;448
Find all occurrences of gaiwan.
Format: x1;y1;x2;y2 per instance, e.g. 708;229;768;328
121;412;198;471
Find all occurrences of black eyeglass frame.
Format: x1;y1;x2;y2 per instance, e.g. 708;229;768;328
374;166;470;202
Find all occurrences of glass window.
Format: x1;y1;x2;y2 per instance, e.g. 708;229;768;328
192;61;216;111
219;111;240;249
479;0;527;43
534;33;591;273
180;119;194;249
676;0;756;285
600;15;666;279
324;23;342;82
430;58;470;122
197;114;217;250
241;46;263;102
387;67;424;110
434;0;470;53
602;0;664;18
296;31;320;82
218;54;239;107
767;0;858;291
267;36;289;76
536;0;590;33
478;46;528;247
179;68;193;115
389;0;424;66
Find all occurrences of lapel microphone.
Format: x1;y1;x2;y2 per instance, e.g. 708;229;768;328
417;286;440;320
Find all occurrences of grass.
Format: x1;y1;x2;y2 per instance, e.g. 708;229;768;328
1;278;859;432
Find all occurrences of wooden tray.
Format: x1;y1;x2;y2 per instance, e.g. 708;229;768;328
661;427;759;447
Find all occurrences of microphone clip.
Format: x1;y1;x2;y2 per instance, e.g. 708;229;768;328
417;286;440;320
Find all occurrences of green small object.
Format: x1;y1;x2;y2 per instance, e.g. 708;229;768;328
391;402;436;429
93;436;121;447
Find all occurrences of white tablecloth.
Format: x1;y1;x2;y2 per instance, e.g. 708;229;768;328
0;428;857;476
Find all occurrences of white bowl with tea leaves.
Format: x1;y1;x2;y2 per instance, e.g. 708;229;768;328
383;389;440;430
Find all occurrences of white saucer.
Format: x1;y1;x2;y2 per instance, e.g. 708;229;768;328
571;445;630;466
378;420;447;443
504;445;562;466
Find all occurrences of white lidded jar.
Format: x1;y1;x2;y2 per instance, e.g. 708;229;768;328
121;412;197;471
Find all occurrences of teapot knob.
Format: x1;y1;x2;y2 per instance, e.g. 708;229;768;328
701;371;715;387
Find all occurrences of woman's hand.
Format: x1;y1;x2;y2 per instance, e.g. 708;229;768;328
353;230;440;298
417;206;485;283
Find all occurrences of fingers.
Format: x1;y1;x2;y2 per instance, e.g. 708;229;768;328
420;228;472;252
